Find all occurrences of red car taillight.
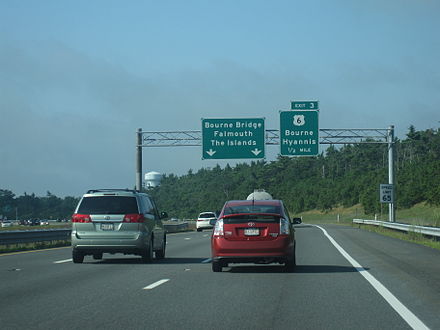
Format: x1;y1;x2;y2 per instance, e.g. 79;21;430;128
123;214;145;223
280;218;290;235
213;218;224;236
72;214;92;223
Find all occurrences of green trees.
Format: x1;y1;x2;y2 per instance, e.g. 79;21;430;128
151;126;440;218
0;190;79;220
1;126;439;220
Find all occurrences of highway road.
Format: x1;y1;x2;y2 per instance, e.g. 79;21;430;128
1;224;439;329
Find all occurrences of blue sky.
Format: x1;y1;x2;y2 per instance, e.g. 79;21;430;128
1;0;439;197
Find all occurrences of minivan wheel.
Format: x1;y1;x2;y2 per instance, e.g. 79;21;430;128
212;260;222;272
141;238;154;263
93;252;103;260
72;249;84;264
155;235;166;260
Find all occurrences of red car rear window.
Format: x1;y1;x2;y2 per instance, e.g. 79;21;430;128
223;205;280;215
222;214;280;224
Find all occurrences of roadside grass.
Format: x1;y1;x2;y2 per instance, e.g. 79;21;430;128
0;223;71;232
0;240;71;254
293;203;440;251
355;224;440;251
294;202;440;227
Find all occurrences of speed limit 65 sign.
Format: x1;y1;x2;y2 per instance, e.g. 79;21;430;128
380;184;394;203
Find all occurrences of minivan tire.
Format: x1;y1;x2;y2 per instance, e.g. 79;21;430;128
155;235;166;260
141;238;154;263
72;249;84;264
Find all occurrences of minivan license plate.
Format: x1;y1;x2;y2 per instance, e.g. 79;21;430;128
244;228;259;236
101;223;114;231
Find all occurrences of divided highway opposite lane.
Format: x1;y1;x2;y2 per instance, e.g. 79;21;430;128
1;225;439;329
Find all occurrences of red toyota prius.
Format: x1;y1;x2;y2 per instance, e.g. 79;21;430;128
210;199;301;272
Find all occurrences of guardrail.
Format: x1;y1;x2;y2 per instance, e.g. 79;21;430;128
0;222;191;245
0;229;71;245
353;219;440;238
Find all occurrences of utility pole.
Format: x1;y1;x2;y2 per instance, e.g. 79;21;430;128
136;128;142;191
388;125;395;222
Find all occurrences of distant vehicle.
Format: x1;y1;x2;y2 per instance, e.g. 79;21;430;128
40;220;49;226
196;212;217;232
170;217;179;222
1;220;12;228
246;189;273;200
27;219;40;226
210;199;301;272
71;189;167;263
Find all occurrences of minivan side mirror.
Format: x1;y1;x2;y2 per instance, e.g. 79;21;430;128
160;212;168;219
292;217;302;224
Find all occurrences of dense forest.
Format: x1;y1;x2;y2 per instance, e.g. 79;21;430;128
0;191;79;221
1;126;439;220
149;125;440;218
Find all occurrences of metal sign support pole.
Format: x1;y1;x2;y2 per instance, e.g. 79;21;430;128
136;128;142;191
388;125;395;222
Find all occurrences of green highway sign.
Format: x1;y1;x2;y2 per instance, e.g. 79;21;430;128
291;101;319;110
202;118;265;159
280;110;319;156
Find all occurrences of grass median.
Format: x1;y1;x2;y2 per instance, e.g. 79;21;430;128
0;240;71;254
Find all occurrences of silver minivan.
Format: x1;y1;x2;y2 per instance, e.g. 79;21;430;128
71;189;167;263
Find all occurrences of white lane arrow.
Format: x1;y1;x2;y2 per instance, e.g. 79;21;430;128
251;148;262;156
206;149;216;157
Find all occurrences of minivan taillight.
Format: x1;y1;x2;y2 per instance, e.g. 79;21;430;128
280;218;290;235
213;218;224;236
72;214;92;223
123;214;145;223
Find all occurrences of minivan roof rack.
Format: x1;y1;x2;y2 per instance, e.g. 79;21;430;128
86;189;138;194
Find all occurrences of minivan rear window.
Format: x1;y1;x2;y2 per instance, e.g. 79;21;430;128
77;196;139;214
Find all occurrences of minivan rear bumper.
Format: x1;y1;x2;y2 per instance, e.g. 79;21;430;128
71;231;149;253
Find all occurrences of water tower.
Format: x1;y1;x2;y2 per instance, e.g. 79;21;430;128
144;171;163;188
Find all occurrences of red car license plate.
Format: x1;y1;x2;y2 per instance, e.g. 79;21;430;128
244;228;259;236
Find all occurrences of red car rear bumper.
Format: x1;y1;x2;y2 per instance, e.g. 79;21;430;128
211;235;294;263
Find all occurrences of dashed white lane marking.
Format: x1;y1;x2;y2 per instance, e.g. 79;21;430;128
143;279;170;290
184;238;191;240
54;259;72;264
314;225;429;330
201;258;212;263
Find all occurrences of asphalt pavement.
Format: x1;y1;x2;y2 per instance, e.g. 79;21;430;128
0;224;438;329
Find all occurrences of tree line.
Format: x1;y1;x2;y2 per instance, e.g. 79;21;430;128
1;126;439;220
149;125;440;218
0;191;79;221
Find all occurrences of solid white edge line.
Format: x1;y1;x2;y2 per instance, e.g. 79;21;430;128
201;258;212;263
54;259;72;264
313;225;429;330
143;279;170;290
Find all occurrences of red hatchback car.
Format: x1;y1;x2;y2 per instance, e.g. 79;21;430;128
211;199;301;272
